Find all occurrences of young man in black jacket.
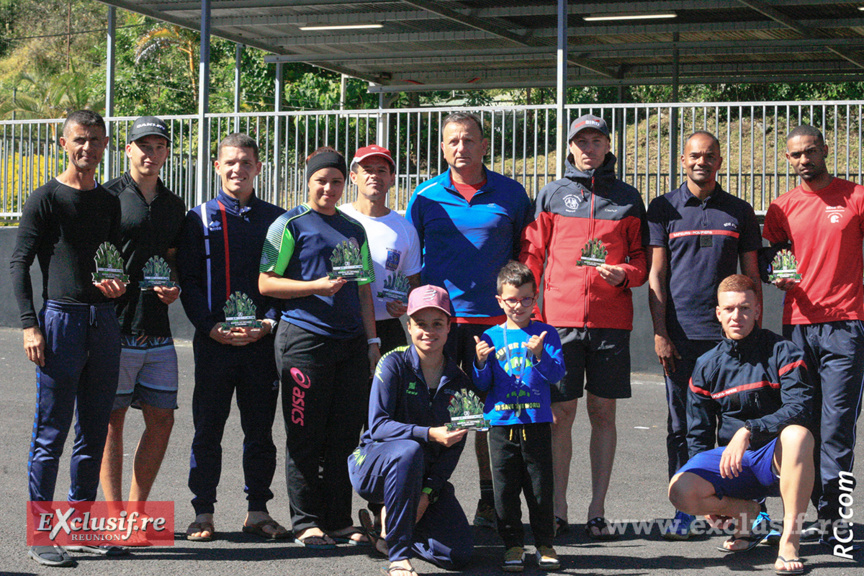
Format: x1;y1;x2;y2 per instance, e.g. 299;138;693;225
668;274;814;575
100;116;186;518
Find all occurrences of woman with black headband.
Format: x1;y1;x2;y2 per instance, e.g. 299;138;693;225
259;147;381;548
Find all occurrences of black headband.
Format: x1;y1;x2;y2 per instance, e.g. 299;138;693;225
306;151;347;183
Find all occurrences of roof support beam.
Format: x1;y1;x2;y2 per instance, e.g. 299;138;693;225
737;0;864;69
556;0;568;179
401;0;618;78
196;0;212;206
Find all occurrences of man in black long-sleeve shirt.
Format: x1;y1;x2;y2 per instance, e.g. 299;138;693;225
9;110;126;567
668;275;814;575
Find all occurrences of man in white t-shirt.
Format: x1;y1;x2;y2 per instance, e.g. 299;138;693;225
341;145;421;354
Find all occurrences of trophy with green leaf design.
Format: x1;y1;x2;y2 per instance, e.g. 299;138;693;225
768;249;802;282
328;240;372;281
92;242;129;283
221;291;262;329
446;390;490;431
377;271;411;304
577;238;607;267
139;255;178;290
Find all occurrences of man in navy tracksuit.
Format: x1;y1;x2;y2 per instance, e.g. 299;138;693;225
10;110;126;567
668;275;814;576
177;133;286;541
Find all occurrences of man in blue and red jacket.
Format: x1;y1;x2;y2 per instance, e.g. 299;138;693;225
669;274;814;576
520;114;647;538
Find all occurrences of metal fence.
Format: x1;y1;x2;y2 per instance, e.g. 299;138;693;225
3;100;863;219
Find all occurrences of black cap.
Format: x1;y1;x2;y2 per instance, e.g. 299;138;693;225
128;116;171;143
567;114;610;141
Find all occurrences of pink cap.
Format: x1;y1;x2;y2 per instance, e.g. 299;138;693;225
407;285;452;317
351;144;395;168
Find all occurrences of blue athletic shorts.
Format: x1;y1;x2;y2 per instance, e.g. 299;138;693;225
677;438;780;501
114;335;179;411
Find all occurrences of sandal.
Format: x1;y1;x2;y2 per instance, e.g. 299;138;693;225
555;516;570;536
186;520;215;542
360;508;389;557
329;526;370;546
717;532;768;553
293;533;336;550
242;518;290;540
585;516;618;541
383;564;418;576
775;555;805;575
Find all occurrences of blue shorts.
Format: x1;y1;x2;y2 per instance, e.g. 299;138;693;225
113;335;179;411
678;438;780;501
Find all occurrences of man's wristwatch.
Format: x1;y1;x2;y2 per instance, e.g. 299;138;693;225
743;421;753;432
421;486;439;503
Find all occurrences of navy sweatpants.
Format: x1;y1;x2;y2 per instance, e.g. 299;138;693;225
348;439;473;569
664;339;718;479
784;320;864;522
29;301;120;502
188;333;279;515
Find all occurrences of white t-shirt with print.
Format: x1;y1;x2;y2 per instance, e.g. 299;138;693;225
340;204;422;321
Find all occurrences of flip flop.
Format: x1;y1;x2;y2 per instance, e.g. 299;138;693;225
775;555;805;575
360;509;388;557
717;532;768;553
585;516;618;541
383;565;418;576
242;518;290;540
186;520;215;542
329;526;371;546
555;516;570;536
293;534;336;550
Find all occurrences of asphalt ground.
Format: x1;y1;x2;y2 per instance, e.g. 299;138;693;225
0;326;860;576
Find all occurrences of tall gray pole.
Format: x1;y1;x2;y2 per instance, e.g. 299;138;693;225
273;63;283;201
377;90;388;149
196;0;212;205
555;0;568;180
104;6;116;183
669;32;680;192
234;43;243;132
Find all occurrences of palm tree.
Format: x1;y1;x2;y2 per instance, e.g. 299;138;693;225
135;23;199;102
0;68;103;120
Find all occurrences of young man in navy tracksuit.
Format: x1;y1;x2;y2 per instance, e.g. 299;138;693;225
668;275;814;576
177;133;287;541
474;261;565;572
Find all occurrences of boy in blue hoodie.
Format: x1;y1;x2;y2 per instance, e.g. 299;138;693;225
474;261;566;572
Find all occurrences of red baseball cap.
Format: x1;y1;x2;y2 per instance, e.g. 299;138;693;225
407;285;452;317
351;145;395;169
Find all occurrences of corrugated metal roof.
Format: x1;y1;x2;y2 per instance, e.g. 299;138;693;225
97;1;864;91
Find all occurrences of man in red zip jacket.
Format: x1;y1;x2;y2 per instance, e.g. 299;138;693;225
520;114;648;539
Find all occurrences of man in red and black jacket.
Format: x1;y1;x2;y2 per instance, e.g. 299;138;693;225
669;274;813;576
520;114;647;539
